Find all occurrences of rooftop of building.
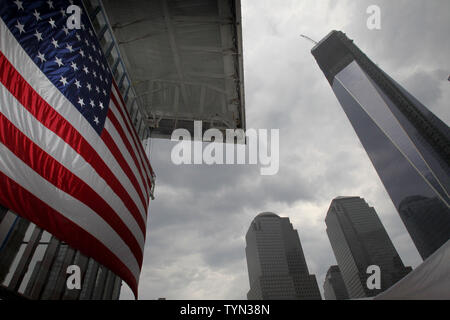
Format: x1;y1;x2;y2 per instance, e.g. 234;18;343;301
333;196;360;201
256;212;279;218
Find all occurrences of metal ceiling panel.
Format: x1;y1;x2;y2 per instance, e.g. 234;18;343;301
98;0;245;140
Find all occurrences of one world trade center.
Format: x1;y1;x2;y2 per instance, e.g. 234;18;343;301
312;30;450;260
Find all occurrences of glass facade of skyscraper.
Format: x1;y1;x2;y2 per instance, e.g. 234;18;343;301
312;31;450;260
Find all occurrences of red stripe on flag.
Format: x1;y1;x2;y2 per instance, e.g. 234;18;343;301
0;51;146;235
111;84;155;179
0;170;139;297
0;112;143;265
107;107;150;199
110;92;154;187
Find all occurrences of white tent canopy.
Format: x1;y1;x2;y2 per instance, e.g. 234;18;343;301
374;239;450;300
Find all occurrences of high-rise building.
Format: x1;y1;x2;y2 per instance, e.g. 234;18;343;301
245;212;321;300
325;197;412;299
323;265;349;300
312;30;450;260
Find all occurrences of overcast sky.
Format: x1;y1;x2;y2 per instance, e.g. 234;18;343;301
120;0;450;299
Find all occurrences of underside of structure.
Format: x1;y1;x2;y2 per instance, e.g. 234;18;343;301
86;0;245;140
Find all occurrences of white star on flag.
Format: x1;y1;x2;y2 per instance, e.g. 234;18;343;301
59;76;68;86
70;62;78;71
49;18;56;29
15;21;25;34
37;51;46;63
54;56;63;67
33;10;41;21
34;30;43;41
51;38;59;48
14;0;24;10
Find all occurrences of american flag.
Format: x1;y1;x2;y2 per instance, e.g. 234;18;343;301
0;0;154;297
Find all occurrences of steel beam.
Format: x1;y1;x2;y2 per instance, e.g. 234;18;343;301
161;0;190;107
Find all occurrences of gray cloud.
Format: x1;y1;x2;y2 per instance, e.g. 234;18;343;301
120;0;449;299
